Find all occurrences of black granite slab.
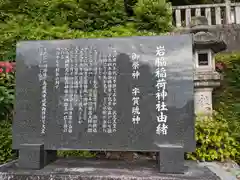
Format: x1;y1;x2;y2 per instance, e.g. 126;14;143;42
13;34;196;172
14;34;195;152
0;158;220;180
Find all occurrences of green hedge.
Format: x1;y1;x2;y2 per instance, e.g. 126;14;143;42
186;112;240;162
0;21;161;60
0;0;172;59
0;0;128;31
0;120;15;162
133;0;172;31
214;52;240;140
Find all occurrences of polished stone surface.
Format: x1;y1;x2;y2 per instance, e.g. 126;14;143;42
0;158;220;180
14;34;194;152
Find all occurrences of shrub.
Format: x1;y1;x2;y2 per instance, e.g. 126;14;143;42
0;0;128;31
0;62;15;121
0;19;159;60
186;112;240;163
133;0;173;32
70;0;127;31
0;0;173;32
213;52;240;140
0;120;16;163
0;61;15;164
0;0;173;59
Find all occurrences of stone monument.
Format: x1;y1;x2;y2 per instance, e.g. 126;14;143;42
0;34;220;180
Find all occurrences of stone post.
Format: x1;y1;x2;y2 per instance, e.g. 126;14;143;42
189;17;227;116
225;0;232;24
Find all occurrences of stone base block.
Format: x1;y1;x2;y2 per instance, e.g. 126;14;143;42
18;144;57;170
157;145;184;174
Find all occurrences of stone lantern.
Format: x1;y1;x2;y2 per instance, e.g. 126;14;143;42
189;17;227;116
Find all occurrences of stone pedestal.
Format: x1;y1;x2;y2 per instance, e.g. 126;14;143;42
194;88;213;115
157;145;184;173
193;71;222;115
18;144;57;170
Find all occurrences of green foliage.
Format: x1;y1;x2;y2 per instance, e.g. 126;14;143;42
187;113;240;163
214;52;240;140
133;0;173;32
0;72;15;121
0;120;15;163
0;0;173;59
0;18;159;60
0;0;172;33
0;0;127;31
0;63;15;164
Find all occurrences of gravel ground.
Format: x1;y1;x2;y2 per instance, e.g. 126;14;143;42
200;160;240;180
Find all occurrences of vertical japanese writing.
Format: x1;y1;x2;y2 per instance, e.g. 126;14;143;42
55;48;60;89
107;53;113;134
68;49;74;133
58;46;118;134
39;47;48;134
101;49;117;133
155;46;168;135
63;48;70;133
73;47;79;108
78;48;84;124
83;48;88;128
112;50;117;132
102;53;108;133
87;47;93;133
92;48;98;133
131;53;141;125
